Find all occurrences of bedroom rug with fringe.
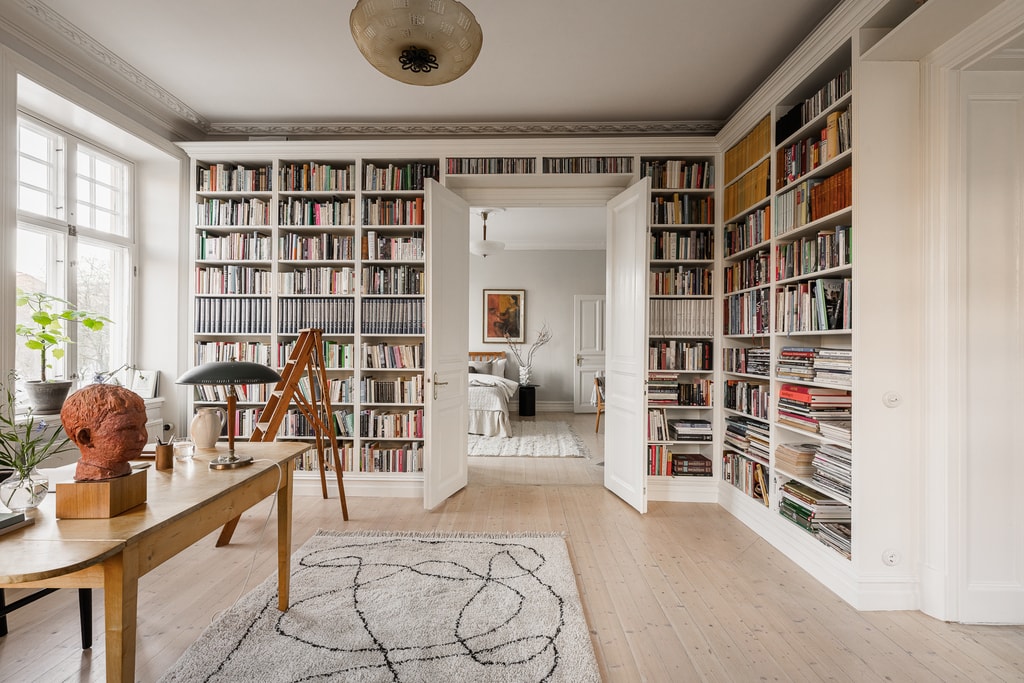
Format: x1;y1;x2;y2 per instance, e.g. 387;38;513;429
160;530;600;683
468;420;590;457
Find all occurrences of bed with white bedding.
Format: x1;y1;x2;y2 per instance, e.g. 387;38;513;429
468;352;517;437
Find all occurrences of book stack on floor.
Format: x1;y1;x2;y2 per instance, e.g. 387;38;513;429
813;347;852;385
776;346;816;382
777;383;851;435
773;442;818;477
812;443;852;500
647;372;680;405
669;418;713;442
672;453;713;477
779;480;852;558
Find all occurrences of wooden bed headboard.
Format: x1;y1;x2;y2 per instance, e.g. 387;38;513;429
469;351;506;363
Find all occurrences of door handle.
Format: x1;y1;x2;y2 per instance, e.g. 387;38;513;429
576;354;583;366
433;372;448;400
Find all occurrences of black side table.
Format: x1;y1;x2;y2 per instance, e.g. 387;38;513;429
518;384;537;417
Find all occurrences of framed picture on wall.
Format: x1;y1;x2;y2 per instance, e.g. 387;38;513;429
483;289;525;343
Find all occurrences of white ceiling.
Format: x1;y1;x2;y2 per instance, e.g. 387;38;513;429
7;0;846;247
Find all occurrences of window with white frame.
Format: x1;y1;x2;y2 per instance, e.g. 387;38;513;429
15;114;133;386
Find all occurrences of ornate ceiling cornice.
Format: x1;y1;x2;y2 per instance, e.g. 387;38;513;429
208;120;722;138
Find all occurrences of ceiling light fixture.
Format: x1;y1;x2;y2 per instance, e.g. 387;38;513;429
350;0;484;86
470;209;504;257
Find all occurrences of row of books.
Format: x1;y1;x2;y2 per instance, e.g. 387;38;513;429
279;233;356;261
195;198;271;227
775;108;851;189
723;249;769;293
775;277;851;333
777;383;851;437
650;194;715;225
360;298;425;335
346;443;422;473
363;162;439;191
194;340;273;365
360;408;424;439
278;297;354;335
279;197;356;226
446;157;536;175
279;267;356;296
360;375;424;405
647;409;713;442
724;415;770;462
724;115;770;185
197;163;272;192
723;346;770;377
362;197;424;226
723;158;770;220
191;383;270;403
278;340;354;368
648;298;714;337
775;166;852;235
362;342;424;370
774;67;851;141
648;339;713;371
649;266;713;296
196;230;272;261
363;231;425;260
723;379;771;420
280;162;356;192
194;296;271;334
649;228;714;261
722;450;769;505
196;265;273;295
775;225;851;281
541;156;633;174
641;159;715;190
778;480;851;558
776;346;851;386
648;446;713;477
723;287;770;336
723;205;771;257
647;377;713;407
362;265;424;295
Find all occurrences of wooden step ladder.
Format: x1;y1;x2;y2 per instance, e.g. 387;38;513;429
216;328;348;547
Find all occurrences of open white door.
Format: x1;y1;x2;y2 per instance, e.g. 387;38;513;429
604;179;649;513
424;179;469;509
572;294;605;413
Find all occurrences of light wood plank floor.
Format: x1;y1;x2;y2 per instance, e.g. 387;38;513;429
2;413;1022;681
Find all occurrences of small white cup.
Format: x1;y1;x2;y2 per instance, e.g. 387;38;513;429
172;437;195;461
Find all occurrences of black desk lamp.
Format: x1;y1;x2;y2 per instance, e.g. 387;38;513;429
176;361;282;470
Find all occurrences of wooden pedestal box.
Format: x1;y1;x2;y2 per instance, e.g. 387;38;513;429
55;469;148;519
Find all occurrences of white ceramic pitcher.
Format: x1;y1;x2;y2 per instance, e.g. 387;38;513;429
190;407;226;449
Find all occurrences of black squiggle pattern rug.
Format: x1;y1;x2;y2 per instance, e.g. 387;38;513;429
161;530;600;682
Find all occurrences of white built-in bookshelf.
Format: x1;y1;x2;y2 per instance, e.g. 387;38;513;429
720;42;855;563
641;157;717;497
189;156;436;484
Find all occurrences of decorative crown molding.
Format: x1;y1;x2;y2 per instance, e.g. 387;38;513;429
208;120;723;138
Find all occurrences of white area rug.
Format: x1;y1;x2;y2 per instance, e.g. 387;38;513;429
468;421;590;458
161;530;600;683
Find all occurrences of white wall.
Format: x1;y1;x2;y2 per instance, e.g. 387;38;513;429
468;249;605;407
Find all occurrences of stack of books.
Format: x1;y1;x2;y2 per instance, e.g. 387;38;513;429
817;420;852;443
778;480;851;542
672;453;713;477
647;372;680;405
812;442;852;499
813;347;852;385
669;418;713;442
776;383;851;435
773;442;818;477
817;521;852;559
776;346;816;381
724;415;770;462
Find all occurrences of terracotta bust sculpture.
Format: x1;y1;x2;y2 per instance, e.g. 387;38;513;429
61;384;149;481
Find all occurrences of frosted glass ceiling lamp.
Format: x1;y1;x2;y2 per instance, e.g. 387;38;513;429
470;209;504;257
350;0;484;86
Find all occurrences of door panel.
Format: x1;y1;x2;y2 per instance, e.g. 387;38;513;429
573;294;605;413
424;180;469;509
603;180;649;513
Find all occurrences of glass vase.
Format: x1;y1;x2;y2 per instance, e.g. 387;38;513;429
0;468;50;512
519;365;532;385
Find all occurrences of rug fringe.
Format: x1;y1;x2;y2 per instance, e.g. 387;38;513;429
314;529;567;540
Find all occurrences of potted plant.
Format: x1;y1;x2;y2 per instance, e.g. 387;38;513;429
505;323;552;386
0;371;74;511
15;289;111;413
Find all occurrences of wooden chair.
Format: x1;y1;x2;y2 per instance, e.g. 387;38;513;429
594;376;605;433
0;588;92;649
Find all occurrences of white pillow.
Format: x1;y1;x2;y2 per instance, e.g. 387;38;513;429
490;358;507;378
469;360;492;375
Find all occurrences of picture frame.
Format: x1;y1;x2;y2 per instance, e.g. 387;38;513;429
129;369;160;400
483;289;525;343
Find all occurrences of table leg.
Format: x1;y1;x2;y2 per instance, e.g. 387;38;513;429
103;545;139;683
277;463;293;611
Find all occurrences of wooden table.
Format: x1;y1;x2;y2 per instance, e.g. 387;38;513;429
0;441;308;683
